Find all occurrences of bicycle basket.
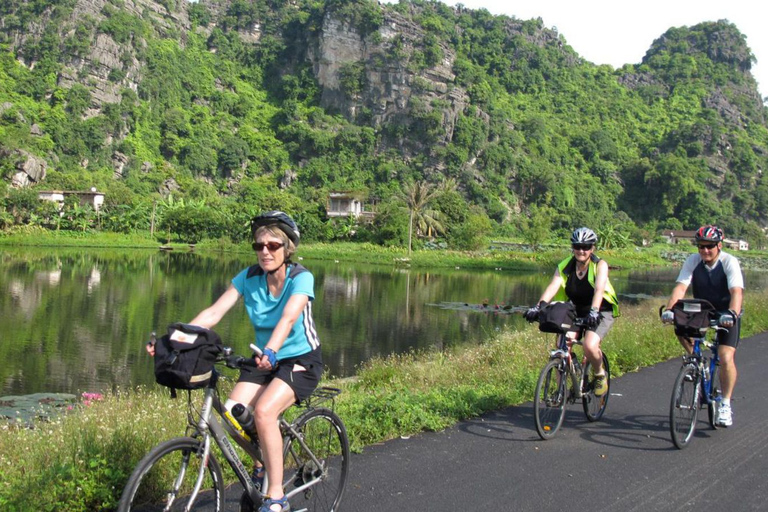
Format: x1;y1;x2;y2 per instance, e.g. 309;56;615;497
538;302;577;334
154;323;223;391
671;299;717;338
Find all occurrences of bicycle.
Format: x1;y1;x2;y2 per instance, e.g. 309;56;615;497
118;346;350;512
533;317;610;440
667;306;724;449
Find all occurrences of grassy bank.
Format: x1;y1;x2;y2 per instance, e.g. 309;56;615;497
3;290;768;511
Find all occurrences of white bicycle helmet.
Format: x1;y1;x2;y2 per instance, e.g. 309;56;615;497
570;227;598;245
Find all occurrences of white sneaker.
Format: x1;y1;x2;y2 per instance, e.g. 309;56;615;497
717;403;733;427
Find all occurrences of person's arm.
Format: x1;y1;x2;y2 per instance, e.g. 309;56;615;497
728;286;743;315
188;284;241;328
538;269;564;303
665;282;689;310
146;285;240;356
591;260;609;310
257;293;310;369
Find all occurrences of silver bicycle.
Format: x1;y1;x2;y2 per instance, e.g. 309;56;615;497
118;348;349;512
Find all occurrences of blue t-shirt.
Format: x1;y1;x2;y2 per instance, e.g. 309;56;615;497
231;263;320;359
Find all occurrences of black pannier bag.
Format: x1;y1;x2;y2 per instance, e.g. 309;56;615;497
154;323;223;393
671;299;717;338
538;302;577;334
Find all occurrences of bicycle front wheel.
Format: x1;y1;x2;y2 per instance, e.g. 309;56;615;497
707;364;722;430
582;353;610;421
282;407;350;512
118;437;224;512
534;358;568;440
670;364;699;449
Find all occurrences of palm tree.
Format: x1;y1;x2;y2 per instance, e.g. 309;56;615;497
398;180;446;255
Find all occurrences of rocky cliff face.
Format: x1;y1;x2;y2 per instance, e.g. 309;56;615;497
308;10;468;149
12;0;189;115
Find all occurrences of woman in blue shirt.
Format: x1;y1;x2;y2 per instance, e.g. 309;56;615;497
186;211;322;512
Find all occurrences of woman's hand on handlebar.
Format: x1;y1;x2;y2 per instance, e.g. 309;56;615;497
145;332;157;356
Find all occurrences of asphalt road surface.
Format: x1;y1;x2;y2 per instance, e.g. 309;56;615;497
219;332;768;511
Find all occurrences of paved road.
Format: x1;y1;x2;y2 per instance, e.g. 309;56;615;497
222;332;768;511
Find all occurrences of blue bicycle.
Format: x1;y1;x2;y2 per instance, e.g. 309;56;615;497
667;300;724;449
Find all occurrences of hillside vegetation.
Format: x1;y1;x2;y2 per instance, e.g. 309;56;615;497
1;0;768;249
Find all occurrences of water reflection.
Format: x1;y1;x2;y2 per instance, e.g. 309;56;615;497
1;247;763;396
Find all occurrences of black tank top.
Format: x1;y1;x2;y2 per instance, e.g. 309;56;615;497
565;272;611;317
692;261;731;310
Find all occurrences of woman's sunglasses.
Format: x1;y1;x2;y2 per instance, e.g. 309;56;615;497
252;241;285;252
572;244;593;251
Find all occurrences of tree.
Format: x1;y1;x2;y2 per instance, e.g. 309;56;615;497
397;180;446;255
522;204;554;249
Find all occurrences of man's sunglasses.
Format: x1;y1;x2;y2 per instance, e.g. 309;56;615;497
252;241;285;252
698;243;718;250
572;244;593;251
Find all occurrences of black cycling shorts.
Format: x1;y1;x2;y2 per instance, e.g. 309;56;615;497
237;347;323;402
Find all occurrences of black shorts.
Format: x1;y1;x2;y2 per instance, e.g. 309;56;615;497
237;347;323;402
716;316;741;349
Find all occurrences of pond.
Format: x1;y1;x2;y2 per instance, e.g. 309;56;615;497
1;247;764;397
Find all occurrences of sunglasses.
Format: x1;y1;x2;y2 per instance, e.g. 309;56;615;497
252;241;285;252
698;243;718;250
572;244;593;251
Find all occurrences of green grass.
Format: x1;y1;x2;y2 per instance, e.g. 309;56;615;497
3;290;768;511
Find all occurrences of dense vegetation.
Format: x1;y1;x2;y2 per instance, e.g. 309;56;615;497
1;0;768;249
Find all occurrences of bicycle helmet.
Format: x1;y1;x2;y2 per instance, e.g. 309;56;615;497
250;211;300;246
695;225;723;244
570;227;598;245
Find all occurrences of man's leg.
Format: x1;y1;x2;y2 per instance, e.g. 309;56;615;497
718;345;737;400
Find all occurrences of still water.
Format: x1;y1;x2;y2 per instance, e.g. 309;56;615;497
1;247;763;396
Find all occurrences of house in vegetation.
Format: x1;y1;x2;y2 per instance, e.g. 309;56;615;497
723;238;749;251
38;188;105;212
661;230;697;245
326;191;376;221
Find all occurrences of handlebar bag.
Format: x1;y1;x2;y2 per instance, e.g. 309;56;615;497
671;299;717;338
538;302;577;334
154;323;223;391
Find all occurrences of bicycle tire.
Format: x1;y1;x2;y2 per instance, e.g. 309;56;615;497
582;353;610;421
281;407;350;512
669;364;699;449
534;358;568;440
118;437;224;512
707;364;721;430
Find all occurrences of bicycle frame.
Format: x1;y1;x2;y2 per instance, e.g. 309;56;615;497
184;370;336;510
549;330;586;399
688;336;721;408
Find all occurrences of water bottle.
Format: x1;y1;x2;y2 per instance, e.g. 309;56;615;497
231;403;259;441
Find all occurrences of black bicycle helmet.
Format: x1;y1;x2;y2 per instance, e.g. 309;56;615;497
250;211;300;246
570;227;598;245
694;225;723;244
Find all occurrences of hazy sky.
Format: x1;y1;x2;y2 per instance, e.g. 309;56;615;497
437;0;768;99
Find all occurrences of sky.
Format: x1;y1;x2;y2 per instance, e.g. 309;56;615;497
436;0;768;99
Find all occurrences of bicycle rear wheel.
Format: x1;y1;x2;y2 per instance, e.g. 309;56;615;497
118;437;223;512
707;364;722;430
670;364;699;449
282;407;350;512
534;358;568;440
582;353;610;421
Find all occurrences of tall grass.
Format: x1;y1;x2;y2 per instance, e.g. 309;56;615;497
3;292;768;511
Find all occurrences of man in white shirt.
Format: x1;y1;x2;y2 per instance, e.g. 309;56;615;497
661;225;744;427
